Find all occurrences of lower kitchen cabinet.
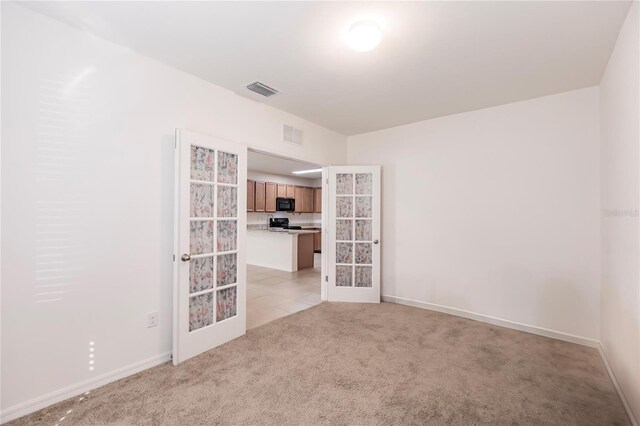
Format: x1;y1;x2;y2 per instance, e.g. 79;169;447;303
313;229;322;253
297;234;315;270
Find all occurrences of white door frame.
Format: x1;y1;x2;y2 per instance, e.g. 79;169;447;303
321;167;329;301
246;148;329;301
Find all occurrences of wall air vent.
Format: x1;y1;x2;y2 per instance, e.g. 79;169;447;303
246;81;279;97
283;124;303;146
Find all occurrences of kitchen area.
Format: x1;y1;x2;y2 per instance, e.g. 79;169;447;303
245;151;323;329
247;180;322;271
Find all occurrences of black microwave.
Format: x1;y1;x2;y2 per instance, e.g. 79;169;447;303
276;197;295;212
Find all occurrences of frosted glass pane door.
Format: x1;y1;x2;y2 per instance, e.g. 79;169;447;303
327;166;381;303
174;129;246;365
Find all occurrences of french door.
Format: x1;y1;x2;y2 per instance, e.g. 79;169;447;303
173;129;247;364
326;166;381;303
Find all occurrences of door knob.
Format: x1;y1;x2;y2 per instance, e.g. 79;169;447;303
181;254;191;262
373;240;379;245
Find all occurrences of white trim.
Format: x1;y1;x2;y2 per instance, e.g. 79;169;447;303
598;344;639;426
172;128;181;370
320;167;328;301
382;295;599;347
0;352;172;424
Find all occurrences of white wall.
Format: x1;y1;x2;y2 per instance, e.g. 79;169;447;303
600;2;640;422
0;3;346;418
246;171;321;226
348;87;601;341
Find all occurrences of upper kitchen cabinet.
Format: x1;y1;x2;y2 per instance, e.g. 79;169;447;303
255;181;266;212
247;180;255;212
313;187;322;213
265;182;277;212
277;184;287;198
246;179;319;213
286;185;295;199
303;187;314;213
294;186;304;213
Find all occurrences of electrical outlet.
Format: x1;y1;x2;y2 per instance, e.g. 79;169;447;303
147;312;158;328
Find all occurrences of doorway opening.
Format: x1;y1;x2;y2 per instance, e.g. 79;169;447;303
246;149;325;329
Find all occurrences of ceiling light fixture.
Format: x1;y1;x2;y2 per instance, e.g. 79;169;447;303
292;168;322;175
345;20;382;52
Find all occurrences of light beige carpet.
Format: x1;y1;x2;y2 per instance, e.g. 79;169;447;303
9;302;630;425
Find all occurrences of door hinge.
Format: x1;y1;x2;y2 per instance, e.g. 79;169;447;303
325;276;328;282
173;254;175;262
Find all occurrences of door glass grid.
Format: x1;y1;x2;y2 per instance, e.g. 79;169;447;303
188;146;239;331
334;172;373;287
216;253;238;287
217;152;238;184
355;173;372;195
189;293;213;331
189;257;214;293
190;221;214;254
190;184;214;217
191;146;215;181
216;220;237;252
217;286;237;321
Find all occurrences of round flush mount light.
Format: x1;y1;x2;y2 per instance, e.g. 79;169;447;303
345;20;382;52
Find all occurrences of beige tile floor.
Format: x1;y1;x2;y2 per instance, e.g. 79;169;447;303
247;259;322;329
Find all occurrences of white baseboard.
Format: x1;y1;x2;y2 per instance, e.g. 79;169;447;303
598;344;639;426
0;351;172;424
382;295;600;347
383;295;637;425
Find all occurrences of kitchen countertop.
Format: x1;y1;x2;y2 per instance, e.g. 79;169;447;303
247;229;319;235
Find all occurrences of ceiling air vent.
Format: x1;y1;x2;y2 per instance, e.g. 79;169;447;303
246;81;278;97
283;124;303;146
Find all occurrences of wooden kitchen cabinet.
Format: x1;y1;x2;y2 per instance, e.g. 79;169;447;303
286;185;295;198
254;181;266;212
313;230;322;253
303;187;314;213
265;182;277;212
247;180;255;212
313;187;322;213
294;186;304;213
297;234;315;270
277;184;287;198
